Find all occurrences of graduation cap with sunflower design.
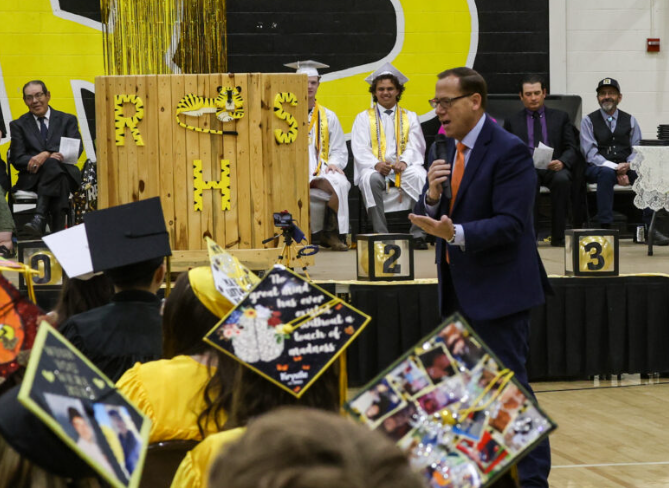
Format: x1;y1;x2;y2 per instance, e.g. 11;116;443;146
204;265;370;397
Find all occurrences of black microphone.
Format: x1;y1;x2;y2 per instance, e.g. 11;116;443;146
434;134;452;200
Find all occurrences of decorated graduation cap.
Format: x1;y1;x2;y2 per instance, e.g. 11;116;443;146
15;322;151;488
345;313;556;487
186;237;259;319
284;60;329;77
204;265;370;397
364;62;409;85
0;271;42;382
43;197;171;280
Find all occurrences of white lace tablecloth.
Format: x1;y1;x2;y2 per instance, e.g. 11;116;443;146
631;146;669;211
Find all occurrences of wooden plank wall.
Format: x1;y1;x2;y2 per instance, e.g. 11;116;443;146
95;73;309;251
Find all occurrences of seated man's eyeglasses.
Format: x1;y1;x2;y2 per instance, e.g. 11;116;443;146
428;94;472;109
24;92;46;102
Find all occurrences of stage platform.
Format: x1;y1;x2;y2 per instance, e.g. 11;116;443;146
308;238;669;281
305;238;669;387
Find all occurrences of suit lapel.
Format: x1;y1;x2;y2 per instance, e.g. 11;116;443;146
451;116;492;214
515;111;529;145
46;108;60;147
544;107;557;147
23;113;43;149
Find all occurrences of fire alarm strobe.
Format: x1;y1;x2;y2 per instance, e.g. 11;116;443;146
647;38;660;52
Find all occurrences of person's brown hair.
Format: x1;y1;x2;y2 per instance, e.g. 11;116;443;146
437;67;488;110
0;434;100;488
54;274;115;326
224;360;341;429
209;407;425;488
368;74;405;103
162;272;220;358
161;272;237;437
22;80;48;98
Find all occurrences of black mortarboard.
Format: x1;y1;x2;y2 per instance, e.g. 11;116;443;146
0;385;96;479
14;322;151;487
345;313;556;487
204;266;370;397
84;197;171;273
43;197;171;280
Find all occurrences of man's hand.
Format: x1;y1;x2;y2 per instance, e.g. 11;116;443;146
391;161;407;173
374;161;392;176
426;159;451;203
28;152;50;173
617;174;630;186
51;152;64;162
616;162;630;175
409;213;455;241
325;164;344;175
36;311;59;327
547;160;564;172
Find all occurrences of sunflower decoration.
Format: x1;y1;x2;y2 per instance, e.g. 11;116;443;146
0;269;43;382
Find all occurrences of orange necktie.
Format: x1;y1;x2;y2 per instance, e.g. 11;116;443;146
446;142;466;263
449;142;467;213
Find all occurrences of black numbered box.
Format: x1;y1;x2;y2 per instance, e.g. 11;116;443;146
356;233;414;281
18;240;64;290
565;229;619;277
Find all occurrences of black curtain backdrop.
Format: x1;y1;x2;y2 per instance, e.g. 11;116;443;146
346;284;442;386
342;276;669;387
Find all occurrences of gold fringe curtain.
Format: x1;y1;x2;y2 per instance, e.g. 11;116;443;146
101;0;227;75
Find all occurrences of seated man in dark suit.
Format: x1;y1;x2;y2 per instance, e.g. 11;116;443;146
8;80;82;237
503;75;578;246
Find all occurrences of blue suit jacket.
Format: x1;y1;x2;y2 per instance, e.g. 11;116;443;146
415;115;550;321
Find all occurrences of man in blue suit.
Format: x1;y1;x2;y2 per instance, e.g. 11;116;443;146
410;67;551;487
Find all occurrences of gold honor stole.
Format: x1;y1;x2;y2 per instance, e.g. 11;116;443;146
368;105;409;188
309;102;330;176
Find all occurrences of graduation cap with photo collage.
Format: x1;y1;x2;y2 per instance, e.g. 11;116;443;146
204;265;371;397
9;322;151;488
345;313;556;488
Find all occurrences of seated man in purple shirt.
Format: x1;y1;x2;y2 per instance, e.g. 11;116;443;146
580;77;667;244
503;75;578;246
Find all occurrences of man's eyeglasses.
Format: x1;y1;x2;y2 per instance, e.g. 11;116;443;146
428;93;472;110
24;92;46;102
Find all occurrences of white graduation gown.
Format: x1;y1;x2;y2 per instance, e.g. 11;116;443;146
308;105;351;233
351;105;426;210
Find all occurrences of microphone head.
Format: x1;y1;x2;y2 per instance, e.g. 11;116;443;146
435;133;447;143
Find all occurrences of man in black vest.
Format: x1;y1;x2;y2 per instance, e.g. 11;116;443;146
504;75;578;246
580;78;668;244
